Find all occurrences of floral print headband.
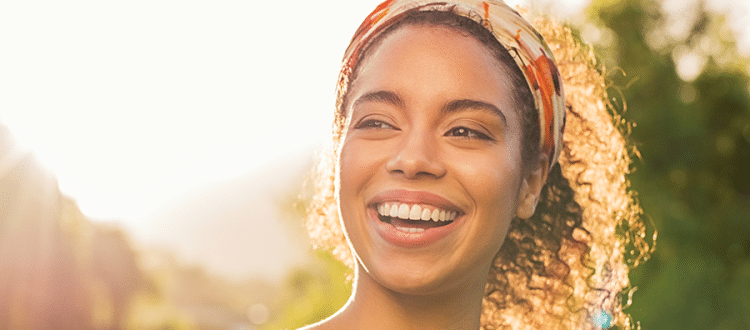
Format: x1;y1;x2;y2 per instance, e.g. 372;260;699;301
338;0;566;168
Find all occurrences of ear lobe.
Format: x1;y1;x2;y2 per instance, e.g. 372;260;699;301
515;179;539;219
515;156;550;219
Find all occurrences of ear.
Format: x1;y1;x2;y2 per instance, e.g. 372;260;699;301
515;155;550;219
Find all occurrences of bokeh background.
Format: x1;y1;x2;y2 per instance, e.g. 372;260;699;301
1;0;748;329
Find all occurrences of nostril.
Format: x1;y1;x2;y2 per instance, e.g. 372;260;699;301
386;155;446;179
384;135;446;179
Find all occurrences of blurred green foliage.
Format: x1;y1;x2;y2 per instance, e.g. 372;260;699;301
587;0;750;328
263;251;351;330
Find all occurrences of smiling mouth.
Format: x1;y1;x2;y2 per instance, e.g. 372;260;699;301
376;202;458;233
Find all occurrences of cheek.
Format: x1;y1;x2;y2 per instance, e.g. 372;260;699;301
338;138;387;228
339;136;394;191
337;142;366;250
456;151;521;229
339;139;374;195
338;142;359;210
457;150;520;191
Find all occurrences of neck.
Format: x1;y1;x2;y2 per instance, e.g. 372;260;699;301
331;262;487;330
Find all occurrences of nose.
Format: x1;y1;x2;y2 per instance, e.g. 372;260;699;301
385;130;446;179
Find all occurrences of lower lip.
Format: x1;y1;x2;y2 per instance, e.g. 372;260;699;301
368;208;460;248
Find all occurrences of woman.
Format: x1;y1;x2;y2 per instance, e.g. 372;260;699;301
305;1;652;329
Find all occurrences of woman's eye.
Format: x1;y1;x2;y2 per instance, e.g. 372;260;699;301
356;119;396;130
446;126;491;140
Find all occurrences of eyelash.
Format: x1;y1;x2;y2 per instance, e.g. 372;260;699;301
356;119;396;130
355;120;491;141
445;126;491;140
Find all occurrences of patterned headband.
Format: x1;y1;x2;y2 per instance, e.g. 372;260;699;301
338;0;566;168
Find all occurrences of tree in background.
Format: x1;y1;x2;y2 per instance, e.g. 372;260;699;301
1;126;96;330
1;125;268;330
0;125;156;329
586;0;750;328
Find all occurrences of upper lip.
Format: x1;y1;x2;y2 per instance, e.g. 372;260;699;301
368;189;463;214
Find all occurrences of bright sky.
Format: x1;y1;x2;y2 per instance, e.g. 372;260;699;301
0;0;746;237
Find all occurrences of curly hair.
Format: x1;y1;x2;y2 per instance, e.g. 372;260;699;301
305;9;653;330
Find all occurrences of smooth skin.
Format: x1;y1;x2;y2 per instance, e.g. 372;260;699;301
304;25;548;330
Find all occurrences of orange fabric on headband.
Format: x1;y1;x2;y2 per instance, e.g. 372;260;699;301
339;0;566;168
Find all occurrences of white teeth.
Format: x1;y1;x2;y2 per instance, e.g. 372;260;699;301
398;204;410;219
377;202;459;222
421;208;431;220
409;205;422;220
395;226;425;233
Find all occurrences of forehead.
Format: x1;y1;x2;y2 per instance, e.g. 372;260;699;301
348;25;520;125
357;24;504;85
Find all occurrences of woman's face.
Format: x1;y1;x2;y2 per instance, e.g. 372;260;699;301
339;25;532;295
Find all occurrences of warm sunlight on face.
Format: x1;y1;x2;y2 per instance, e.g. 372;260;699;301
339;26;527;295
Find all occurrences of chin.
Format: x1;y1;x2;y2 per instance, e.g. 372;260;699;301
359;253;469;297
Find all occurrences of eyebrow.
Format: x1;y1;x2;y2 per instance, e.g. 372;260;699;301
443;99;507;128
352;90;406;110
352;90;507;128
